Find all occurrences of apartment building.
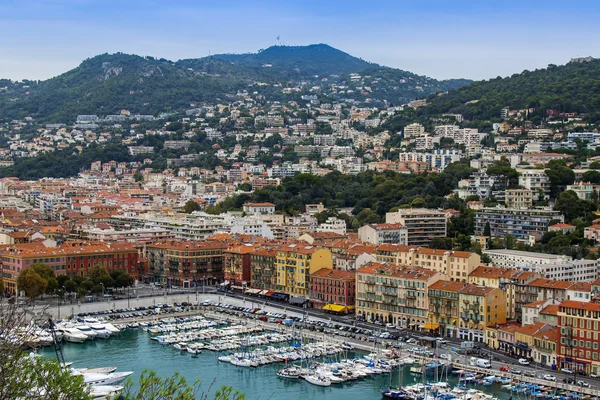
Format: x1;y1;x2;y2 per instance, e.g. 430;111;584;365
375;245;480;282
145;240;226;287
224;244;261;286
475;208;564;240
427;280;469;338
358;223;408;245
458;285;507;343
356;263;447;329
309;268;355;310
505;188;533;209
250;247;278;291
2;241;139;295
403;122;425;138
518;169;551;199
483;249;597;282
275;244;333;297
557;300;600;375
385;208;447;246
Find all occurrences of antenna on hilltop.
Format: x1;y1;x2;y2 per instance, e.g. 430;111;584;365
277;35;281;46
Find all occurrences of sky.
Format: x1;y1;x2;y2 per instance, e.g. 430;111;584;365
1;0;599;81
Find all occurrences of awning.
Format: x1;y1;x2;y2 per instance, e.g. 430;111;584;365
264;290;275;297
323;304;347;312
424;323;440;330
231;285;245;290
258;290;268;295
220;281;230;286
271;292;289;300
290;296;307;305
245;288;261;295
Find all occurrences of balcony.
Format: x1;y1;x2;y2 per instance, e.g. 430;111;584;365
406;291;417;299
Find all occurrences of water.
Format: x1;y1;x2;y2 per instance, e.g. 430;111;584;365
40;330;510;399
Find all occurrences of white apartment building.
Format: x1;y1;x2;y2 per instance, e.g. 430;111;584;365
385;208;447;246
483;249;599;282
358;223;408;245
518;169;550;200
403;122;425;138
456;172;497;199
316;217;347;235
398;150;462;171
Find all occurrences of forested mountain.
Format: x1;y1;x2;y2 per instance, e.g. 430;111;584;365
421;59;600;121
0;45;471;122
207;44;377;77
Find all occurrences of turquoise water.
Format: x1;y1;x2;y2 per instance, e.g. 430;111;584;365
40;330;509;399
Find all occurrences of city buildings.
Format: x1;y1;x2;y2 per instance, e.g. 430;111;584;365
385;208;447;246
356;263;447;329
475;207;564;240
557;300;600;375
458;284;507;343
357;223;408;245
309;268;356;311
375;245;480;282
275;243;333;297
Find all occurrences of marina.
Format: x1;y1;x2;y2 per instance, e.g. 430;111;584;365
31;303;600;399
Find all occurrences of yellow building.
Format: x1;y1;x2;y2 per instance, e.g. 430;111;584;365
513;322;553;359
375;245;480;282
458;285;507;343
468;265;541;321
356;262;448;329
427;280;469;338
276;244;333;296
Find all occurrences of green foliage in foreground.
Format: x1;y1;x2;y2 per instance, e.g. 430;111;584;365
119;369;244;400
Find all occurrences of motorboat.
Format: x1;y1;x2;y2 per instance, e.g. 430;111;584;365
304;374;331;387
74;324;98;340
102;323;121;334
76;371;134;386
58;327;87;343
86;322;112;339
277;366;300;379
89;385;123;399
75;366;117;374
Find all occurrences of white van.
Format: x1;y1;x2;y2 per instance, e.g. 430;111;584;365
476;359;492;368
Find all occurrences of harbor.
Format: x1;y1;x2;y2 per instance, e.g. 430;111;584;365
28;297;600;399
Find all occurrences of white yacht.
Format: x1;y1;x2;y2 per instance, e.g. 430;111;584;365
102;322;121;334
89;385;123;399
86;322;111;339
304;374;331;386
73;324;98;340
76;371;134;386
57;327;87;343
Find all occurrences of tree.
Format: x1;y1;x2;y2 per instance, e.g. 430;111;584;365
88;266;111;285
121;370;244;400
183;200;202;214
115;273;135;288
483;221;491;237
16;268;47;300
429;237;453;250
31;263;58;294
64;279;78;293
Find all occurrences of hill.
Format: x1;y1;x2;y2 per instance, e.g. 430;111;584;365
208;44;377;77
0;45;472;122
421;59;600;121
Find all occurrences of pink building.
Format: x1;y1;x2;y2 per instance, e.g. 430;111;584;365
310;268;355;311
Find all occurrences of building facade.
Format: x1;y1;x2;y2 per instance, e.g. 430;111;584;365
309;268;355;309
385;208;447;246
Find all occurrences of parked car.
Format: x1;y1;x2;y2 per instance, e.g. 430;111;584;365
439;354;450;360
499;366;510;372
518;358;530;365
524;371;535;377
543;375;557;381
562;368;574;374
577;381;590;388
563;378;575;384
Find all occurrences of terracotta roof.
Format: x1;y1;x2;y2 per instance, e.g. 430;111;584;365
311;268;355;280
540;304;559;316
365;223;405;231
244;202;276;207
358;262;440;280
147;240;226;250
469;266;505;279
568;282;592;292
549;223;575;229
458;284;496;296
375;244;473;258
559;300;600;312
497;322;522;334
514;322;552;337
429;280;469;292
529;278;572;290
523;300;548;308
278;243;321;255
533;326;559;342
